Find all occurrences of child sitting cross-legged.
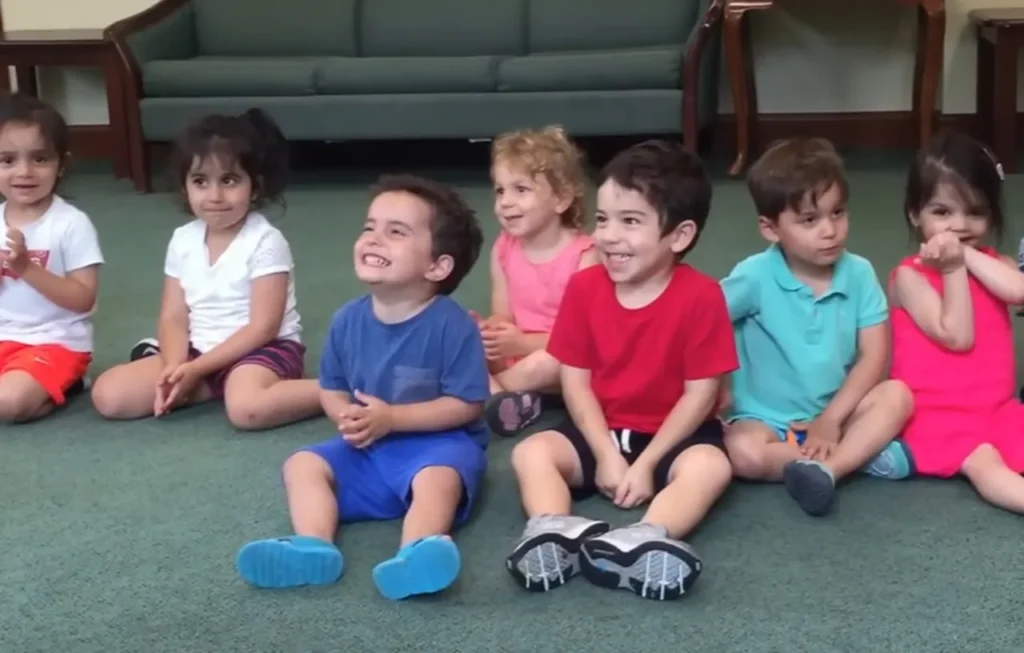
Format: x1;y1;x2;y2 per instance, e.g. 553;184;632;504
505;141;737;601
480;126;598;437
236;174;488;601
721;138;913;518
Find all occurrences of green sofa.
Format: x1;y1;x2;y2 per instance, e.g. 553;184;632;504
107;0;725;192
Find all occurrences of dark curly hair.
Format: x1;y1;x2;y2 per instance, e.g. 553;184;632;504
598;139;712;259
170;108;288;213
369;174;483;295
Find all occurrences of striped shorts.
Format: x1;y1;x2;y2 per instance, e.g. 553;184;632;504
189;338;306;398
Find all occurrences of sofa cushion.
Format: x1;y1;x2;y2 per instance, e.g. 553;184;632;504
359;0;525;56
142;58;319;98
497;48;682;93
193;0;357;56
526;0;698;52
317;57;499;94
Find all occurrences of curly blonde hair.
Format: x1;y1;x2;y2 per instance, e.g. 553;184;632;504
490;125;587;230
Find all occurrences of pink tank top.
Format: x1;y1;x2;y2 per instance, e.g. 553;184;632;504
889;248;1016;412
496;230;593;333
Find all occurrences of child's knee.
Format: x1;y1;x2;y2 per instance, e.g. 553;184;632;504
411;466;464;501
225;393;269;431
283;450;332;486
669;445;733;488
866;379;914;419
510;431;559;474
0;373;49;422
724;428;771;479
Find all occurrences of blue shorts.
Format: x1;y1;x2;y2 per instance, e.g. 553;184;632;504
301;429;487;526
728;415;805;445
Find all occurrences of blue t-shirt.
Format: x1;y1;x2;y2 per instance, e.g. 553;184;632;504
319;294;490;447
720;245;887;431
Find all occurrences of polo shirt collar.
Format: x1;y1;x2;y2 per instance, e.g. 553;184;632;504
766;244;850;298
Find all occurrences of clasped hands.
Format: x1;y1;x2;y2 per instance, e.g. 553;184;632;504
154;360;204;416
470;311;525;361
337;390;392;448
789;413;842;462
594;451;656;510
917;231;966;273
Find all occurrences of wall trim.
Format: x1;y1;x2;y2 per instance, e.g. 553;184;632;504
72;111;1021;167
710;111;1024;153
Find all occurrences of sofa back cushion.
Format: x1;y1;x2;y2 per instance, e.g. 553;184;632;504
359;0;525;56
526;0;699;52
193;0;358;56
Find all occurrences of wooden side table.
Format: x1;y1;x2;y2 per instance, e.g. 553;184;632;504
0;28;130;180
970;8;1024;174
723;0;946;176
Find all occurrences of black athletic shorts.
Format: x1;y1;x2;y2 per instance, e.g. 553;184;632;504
553;418;727;500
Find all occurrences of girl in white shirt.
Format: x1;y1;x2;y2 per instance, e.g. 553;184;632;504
0;93;103;422
91;109;321;430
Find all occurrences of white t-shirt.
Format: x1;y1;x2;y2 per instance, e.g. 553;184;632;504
164;212;302;354
0;196;105;352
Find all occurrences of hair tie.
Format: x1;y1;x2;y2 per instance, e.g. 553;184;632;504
983;147;1005;181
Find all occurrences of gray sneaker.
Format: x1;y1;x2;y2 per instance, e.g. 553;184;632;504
505;514;610;592
579;522;702;601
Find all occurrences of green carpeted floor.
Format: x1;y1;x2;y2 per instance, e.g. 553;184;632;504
3;152;1024;653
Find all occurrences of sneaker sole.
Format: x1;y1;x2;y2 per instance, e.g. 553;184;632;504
505;521;610;592
485;391;541;438
783;463;835;517
130;338;160;362
579;538;702;601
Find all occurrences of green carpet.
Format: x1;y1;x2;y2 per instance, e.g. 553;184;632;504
3;154;1023;653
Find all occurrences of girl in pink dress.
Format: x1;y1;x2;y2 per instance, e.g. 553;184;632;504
890;131;1024;513
479;126;599;437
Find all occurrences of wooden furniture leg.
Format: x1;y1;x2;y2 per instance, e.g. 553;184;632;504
724;1;772;177
102;51;130;179
988;29;1018;172
913;2;945;150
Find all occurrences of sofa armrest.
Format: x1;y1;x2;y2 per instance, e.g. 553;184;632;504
680;0;725;148
105;0;197;91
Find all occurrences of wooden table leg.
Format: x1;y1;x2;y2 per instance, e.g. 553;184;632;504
724;1;773;177
14;65;37;95
912;3;945;151
102;52;130;179
724;8;753;176
988;30;1018;173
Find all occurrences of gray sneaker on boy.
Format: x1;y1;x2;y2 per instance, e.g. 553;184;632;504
579;522;702;601
506;514;610;592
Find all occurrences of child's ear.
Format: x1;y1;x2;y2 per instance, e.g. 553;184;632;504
757;216;780;243
425;254;454;285
668;219;697;255
555;189;574;217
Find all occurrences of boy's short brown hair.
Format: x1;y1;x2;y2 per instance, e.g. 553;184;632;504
746;138;848;221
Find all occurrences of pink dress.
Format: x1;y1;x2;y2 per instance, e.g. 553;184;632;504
890;249;1024;477
495;230;593;334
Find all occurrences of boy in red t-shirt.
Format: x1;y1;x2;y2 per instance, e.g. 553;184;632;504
505;141;738;601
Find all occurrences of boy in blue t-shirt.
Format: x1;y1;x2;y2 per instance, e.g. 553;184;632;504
236;174;488;600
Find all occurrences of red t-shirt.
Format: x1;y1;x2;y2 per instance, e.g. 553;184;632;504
548;264;738;433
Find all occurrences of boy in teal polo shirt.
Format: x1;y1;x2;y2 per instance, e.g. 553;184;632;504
721;138;913;517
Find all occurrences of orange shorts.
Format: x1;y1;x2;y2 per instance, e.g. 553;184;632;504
0;341;91;404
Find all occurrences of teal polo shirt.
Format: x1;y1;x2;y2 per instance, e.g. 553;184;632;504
720;245;888;433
